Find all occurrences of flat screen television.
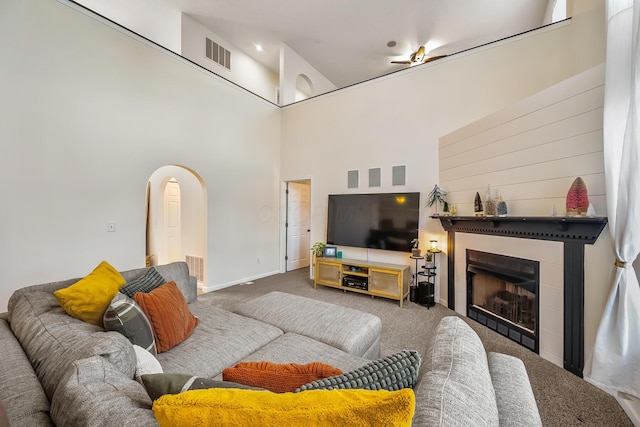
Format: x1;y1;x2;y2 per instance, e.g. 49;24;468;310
326;192;420;252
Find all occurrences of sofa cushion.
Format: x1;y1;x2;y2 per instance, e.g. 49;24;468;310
141;373;261;400
51;356;155;427
223;361;342;393
296;349;421;392
9;291;136;401
152;388;416;427
156;303;283;379
413;316;499;427
232;291;382;358
53;260;126;327
134;282;199;353
119;267;166;298
487;352;542;426
0;318;52;427
104;293;157;355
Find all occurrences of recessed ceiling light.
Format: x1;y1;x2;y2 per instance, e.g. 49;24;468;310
256;44;264;52
387;41;397;48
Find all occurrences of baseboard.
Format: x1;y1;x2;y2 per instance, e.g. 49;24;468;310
617;395;640;426
198;270;280;294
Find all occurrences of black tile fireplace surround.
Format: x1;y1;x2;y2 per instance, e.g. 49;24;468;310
434;216;608;377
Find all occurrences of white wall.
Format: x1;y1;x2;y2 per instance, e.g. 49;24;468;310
73;0;182;53
0;0;281;310
180;14;279;104
281;1;605;303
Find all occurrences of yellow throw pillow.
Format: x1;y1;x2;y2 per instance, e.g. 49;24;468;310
153;388;415;427
54;261;126;327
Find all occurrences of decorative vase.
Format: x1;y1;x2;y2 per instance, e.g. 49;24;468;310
412;248;421;257
566;177;589;216
497;195;508;216
474;192;483;216
484;185;497;216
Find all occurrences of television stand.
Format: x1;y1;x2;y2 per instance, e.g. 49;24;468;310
314;257;410;307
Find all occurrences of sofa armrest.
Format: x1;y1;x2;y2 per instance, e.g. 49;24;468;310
487;352;542;426
0;318;52;426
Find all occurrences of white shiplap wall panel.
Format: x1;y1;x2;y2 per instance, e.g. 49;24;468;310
440;109;603;171
442;130;603;183
439;85;604;159
439;65;605;217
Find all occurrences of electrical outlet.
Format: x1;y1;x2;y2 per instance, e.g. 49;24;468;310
107;221;116;232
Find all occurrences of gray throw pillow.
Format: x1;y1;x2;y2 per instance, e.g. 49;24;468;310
296;349;421;392
120;267;166;298
140;373;263;401
103;293;157;355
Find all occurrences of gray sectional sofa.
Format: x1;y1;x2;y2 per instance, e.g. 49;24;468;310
0;262;542;426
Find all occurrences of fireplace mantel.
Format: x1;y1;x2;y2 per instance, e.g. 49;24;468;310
434;215;608;377
435;215;608;244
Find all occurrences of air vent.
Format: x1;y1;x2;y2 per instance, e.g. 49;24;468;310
205;38;231;70
186;255;205;283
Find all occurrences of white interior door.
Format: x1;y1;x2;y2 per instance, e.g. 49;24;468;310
164;179;182;263
287;181;310;271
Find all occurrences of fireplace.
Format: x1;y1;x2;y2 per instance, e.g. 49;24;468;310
467;250;539;352
435;215;608;377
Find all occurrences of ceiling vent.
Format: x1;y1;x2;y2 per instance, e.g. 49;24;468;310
206;38;231;70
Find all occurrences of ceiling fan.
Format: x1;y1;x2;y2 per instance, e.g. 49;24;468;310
391;46;447;65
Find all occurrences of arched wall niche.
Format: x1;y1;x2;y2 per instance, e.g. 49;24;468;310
147;165;208;289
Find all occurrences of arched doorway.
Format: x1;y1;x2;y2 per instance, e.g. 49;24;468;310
147;165;207;291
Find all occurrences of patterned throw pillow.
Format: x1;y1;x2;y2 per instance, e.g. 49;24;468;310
223;361;342;393
296;350;421;392
141;373;262;401
120;267;166;298
134;282;199;353
103;293;157;355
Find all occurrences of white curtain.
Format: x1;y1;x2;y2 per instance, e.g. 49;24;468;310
584;0;640;402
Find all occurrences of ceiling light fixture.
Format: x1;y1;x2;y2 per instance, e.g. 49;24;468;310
256;44;263;52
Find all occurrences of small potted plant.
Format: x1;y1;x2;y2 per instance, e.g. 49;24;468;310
311;242;326;257
411;239;421;257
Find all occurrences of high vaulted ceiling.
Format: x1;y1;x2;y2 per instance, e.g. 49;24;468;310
75;0;561;90
173;0;557;87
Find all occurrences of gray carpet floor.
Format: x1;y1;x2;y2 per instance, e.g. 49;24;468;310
202;268;632;426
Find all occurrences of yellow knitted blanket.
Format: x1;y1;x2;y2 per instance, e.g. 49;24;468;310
153;388;415;426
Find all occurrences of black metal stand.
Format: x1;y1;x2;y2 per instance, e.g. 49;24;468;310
411;255;435;308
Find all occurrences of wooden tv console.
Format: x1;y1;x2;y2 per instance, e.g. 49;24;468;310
314;257;410;308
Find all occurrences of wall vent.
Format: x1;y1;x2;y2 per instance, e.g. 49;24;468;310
186;255;205;283
205;38;231;70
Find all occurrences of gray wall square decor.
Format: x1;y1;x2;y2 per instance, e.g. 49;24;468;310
369;168;381;187
347;170;359;188
392;165;406;186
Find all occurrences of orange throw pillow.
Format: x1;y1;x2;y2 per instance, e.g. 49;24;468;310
134;281;199;353
222;361;342;393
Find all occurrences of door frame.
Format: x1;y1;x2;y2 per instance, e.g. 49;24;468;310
280;177;312;273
